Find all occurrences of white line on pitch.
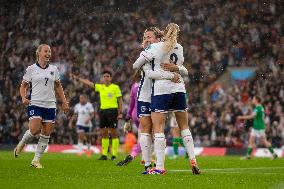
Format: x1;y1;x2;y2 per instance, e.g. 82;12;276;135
169;167;284;172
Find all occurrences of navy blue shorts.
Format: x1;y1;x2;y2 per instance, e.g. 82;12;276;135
76;125;92;133
151;92;187;113
28;105;56;123
137;101;151;118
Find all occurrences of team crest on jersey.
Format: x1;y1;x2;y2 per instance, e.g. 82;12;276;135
141;106;147;112
50;71;54;75
145;44;152;50
108;93;113;98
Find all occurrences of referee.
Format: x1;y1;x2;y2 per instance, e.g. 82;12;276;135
71;70;123;160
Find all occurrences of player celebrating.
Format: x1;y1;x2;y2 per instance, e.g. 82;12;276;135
133;23;200;175
14;44;69;168
133;26;189;173
237;96;278;159
69;94;95;156
70;71;122;161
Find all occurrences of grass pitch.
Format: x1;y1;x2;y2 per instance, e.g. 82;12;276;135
0;151;283;189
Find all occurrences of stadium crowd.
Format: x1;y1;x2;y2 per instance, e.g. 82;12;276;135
0;0;283;148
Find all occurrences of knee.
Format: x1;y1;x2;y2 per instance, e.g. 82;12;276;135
30;128;40;136
101;129;108;138
110;129;118;138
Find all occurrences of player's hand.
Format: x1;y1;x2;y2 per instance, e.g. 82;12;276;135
85;120;90;125
123;121;131;133
117;113;123;120
161;61;178;72
22;98;30;106
62;101;70;113
171;73;181;83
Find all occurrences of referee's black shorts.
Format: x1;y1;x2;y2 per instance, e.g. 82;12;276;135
99;108;118;128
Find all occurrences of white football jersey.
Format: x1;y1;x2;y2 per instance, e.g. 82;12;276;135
137;68;152;103
141;42;186;96
74;102;94;127
23;63;60;108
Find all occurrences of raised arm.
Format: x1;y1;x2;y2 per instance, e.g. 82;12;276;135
237;114;255;120
70;73;94;89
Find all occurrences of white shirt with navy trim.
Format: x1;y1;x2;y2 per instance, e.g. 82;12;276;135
140;42;186;96
23;63;60;108
74;102;94;127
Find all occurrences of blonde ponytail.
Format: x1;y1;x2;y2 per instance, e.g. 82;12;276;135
163;23;180;53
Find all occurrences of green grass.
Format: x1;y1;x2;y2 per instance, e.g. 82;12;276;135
0;151;283;189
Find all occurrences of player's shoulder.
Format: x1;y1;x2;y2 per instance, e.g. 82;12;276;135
111;83;120;88
175;43;183;50
48;64;59;70
25;63;37;71
145;42;162;50
86;102;93;106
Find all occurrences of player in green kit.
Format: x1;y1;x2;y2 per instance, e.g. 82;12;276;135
237;96;278;160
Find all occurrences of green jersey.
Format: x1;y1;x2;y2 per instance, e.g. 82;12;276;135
253;105;265;130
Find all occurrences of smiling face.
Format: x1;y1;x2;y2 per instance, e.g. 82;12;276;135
37;44;51;64
143;31;160;48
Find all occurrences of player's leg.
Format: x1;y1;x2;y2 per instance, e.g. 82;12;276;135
109;109;119;160
130;120;141;158
140;116;153;170
175;111;200;174
151;112;167;172
85;127;92;157
31;107;56;168
99;127;109;160
99;110;109;160
109;127;119;160
172;92;200;174
31;122;54;168
260;135;278;159
76;127;85;156
14;106;42;158
243;130;256;159
117;119;141;166
170;127;181;159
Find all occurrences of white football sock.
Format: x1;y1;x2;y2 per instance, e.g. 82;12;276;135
19;130;34;146
154;133;166;170
33;134;50;162
78;141;83;152
181;129;196;160
140;133;152;166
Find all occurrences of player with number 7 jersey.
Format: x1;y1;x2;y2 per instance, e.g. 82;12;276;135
14;44;69;169
23;62;60;108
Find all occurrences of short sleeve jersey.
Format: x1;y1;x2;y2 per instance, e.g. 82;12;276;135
94;83;122;109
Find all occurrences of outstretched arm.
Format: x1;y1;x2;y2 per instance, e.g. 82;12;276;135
161;62;188;76
70;73;94;89
237;114;255;120
142;64;180;83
